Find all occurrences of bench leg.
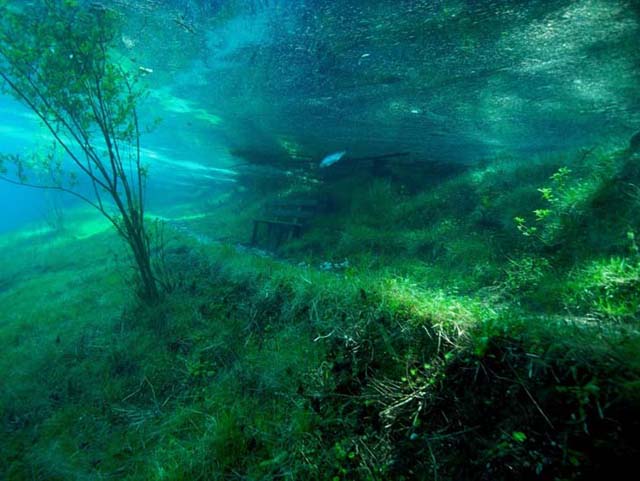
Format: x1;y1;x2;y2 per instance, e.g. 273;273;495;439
275;225;284;248
266;223;274;249
251;221;259;246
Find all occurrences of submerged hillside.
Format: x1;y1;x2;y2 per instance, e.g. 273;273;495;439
2;142;639;480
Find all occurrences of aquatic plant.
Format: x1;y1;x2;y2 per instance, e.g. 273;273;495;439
564;257;640;321
0;0;159;302
1;1;640;479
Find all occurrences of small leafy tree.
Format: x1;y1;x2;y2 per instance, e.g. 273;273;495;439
0;0;159;302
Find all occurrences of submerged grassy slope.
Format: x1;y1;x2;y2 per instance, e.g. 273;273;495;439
1;144;640;480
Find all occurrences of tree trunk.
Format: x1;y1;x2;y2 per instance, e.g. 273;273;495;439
126;224;159;303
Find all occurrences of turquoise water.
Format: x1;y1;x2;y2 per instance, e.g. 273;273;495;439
3;1;639;230
1;1;639;480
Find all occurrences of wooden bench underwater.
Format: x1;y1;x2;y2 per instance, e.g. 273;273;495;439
250;198;320;249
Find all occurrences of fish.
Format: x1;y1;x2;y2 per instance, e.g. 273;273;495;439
319;151;346;168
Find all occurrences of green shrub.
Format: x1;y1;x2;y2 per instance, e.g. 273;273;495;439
500;254;552;298
565;257;640;321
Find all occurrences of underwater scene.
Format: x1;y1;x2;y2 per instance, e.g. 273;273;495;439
1;0;640;479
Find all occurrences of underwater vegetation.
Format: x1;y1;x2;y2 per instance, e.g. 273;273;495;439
1;1;640;480
0;0;160;302
2;143;640;480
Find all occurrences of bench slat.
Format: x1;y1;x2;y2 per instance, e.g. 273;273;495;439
268;208;315;219
250;197;320;247
268;199;319;208
254;219;303;227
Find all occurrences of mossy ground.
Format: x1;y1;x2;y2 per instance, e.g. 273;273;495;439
1;145;639;480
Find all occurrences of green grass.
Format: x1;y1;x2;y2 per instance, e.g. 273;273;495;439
1;144;640;480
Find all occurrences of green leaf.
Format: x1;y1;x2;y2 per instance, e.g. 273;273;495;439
512;431;527;443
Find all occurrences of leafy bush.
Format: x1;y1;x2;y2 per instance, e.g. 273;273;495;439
565;257;640;321
500;254;552;298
